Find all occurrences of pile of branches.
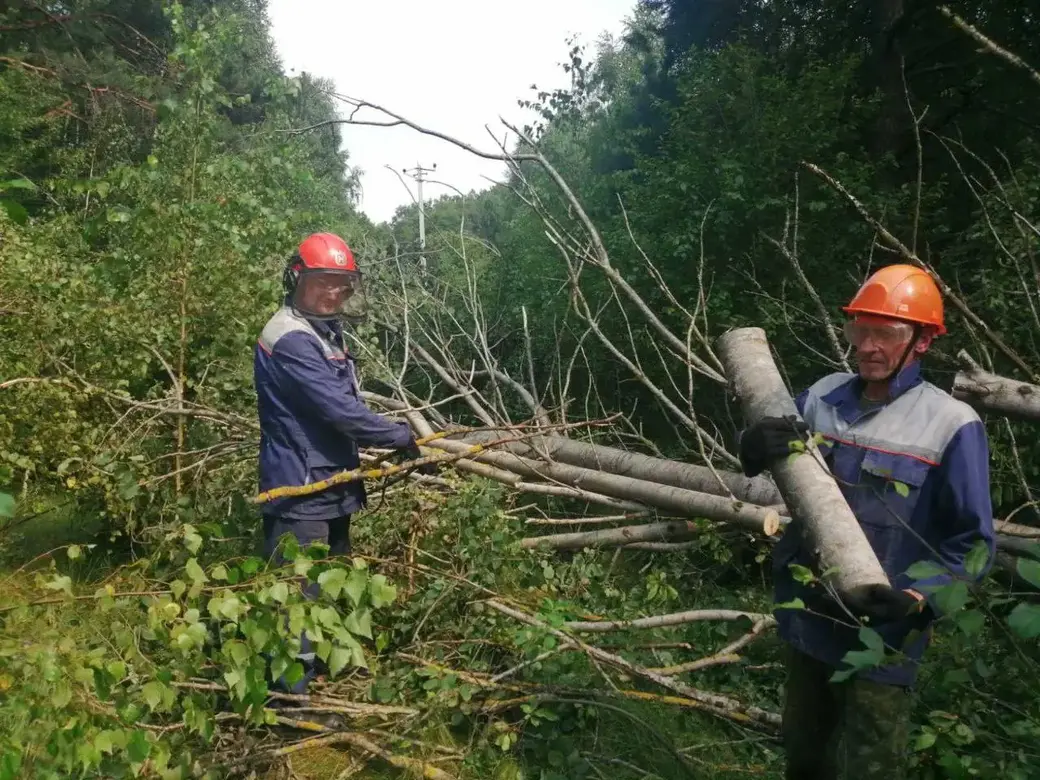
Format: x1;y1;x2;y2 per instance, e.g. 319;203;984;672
204;601;782;779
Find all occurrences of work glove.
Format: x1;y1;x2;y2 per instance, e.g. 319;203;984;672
396;440;439;477
738;414;810;477
814;584;930;627
845;584;930;625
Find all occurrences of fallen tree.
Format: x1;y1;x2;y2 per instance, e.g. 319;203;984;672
363;392;782;536
426;437;781;535
717;327;890;598
455;430;783;506
953;359;1040;422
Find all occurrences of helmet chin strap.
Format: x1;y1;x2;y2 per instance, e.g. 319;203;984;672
877;323;923;388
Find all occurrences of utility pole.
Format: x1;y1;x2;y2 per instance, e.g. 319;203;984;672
403;162;436;274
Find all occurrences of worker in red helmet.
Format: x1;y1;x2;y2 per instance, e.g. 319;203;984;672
254;232;431;699
281;232;364;321
737;265;994;779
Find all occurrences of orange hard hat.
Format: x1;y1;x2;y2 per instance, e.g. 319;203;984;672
842;264;946;335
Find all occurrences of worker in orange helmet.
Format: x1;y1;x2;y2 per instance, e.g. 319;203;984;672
738;264;994;779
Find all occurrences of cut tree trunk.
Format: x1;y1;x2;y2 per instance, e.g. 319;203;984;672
952;367;1040;422
455;431;783;506
427;437;781;535
996;534;1040;560
361;390;780;534
717;327;889;598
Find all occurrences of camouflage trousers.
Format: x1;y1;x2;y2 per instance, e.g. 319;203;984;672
781;646;912;780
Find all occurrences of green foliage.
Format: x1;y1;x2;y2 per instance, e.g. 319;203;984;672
0;527;395;778
0;0;373;543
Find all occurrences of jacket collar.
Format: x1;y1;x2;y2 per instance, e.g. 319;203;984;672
822;361;923;422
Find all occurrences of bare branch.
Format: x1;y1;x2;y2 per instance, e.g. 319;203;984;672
483;600;781;731
562;610;774;633
761;232;850;373
938;6;1040;89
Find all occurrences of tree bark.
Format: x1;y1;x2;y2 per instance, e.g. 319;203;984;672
522;520;704;551
455;430;783;506
716;327;889;598
428;437;781;535
952;367;1040;422
996;521;1040;539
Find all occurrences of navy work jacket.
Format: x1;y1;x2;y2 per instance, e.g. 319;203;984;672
772;362;995;686
253;304;413;520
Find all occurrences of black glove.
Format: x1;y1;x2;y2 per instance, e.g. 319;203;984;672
738;415;810;477
814;584;930;627
396;440;438;477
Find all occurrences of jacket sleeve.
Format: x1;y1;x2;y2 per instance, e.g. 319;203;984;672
794;388;810;417
269;332;414;449
913;420;995;616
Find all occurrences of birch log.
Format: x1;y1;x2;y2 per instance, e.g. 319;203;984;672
454;431;782;506
996;520;1040;539
427;437;781;535
522;520;705;550
716;327;888;597
361;391;780;534
952;366;1040;422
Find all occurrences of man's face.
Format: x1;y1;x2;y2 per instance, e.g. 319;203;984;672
295;272;357;317
843;315;933;382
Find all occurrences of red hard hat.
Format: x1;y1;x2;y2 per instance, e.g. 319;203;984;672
296;232;358;273
842;264;946;335
283;232;360;299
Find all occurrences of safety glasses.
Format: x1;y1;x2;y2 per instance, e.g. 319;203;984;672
842;320;915;349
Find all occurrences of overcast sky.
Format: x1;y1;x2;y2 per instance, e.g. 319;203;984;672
267;0;635;224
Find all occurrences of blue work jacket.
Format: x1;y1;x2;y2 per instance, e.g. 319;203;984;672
253;304;413;520
772;361;995;686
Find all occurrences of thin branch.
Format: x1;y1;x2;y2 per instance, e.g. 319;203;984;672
562;610;775;633
761;232;850;372
938;6;1040;88
483;600;780;731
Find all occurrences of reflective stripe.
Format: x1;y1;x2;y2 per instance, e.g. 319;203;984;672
819;433;938;467
259;306;346;360
803;372;979;463
297;652;316;662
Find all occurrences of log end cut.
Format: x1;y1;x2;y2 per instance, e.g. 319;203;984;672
762;510;781;537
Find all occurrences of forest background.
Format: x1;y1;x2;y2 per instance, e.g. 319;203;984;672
2;1;1040;778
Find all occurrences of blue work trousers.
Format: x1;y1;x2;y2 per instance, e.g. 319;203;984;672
262;514;352;694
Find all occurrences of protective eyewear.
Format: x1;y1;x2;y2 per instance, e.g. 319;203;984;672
303;271;361;296
842;320;915;349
